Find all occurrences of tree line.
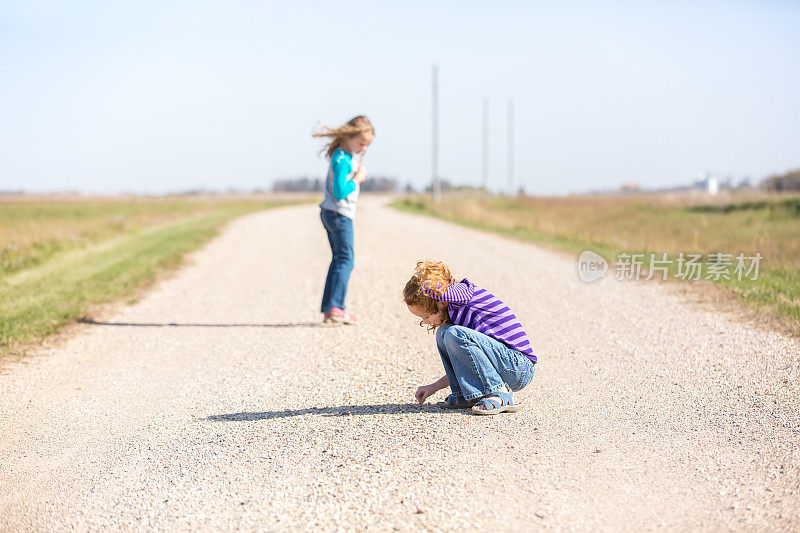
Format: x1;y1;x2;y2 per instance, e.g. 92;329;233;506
762;168;800;192
272;176;402;192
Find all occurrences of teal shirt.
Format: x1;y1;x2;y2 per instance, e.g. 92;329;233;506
319;147;360;219
332;148;357;201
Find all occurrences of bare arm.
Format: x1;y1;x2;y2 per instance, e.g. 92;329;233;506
431;374;449;392
415;374;450;405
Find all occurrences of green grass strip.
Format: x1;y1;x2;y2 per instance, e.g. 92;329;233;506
0;201;302;352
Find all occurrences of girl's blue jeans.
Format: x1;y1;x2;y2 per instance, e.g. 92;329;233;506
435;323;536;401
320;208;354;312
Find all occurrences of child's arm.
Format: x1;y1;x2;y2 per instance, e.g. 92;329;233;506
430;374;449;391
352;166;367;184
414;374;450;405
422;282;473;304
332;151;356;201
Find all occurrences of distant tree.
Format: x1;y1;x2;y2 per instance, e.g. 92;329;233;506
762;169;800;192
272;175;399;193
424;179;452;193
359;176;398;192
272;177;323;192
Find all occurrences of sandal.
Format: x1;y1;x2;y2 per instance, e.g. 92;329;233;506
436;393;475;409
471;387;522;415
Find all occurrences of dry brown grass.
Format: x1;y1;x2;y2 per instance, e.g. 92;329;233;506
392;191;800;338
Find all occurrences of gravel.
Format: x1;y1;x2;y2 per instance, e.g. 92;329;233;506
1;195;798;531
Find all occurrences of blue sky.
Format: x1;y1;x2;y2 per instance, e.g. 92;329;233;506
1;1;798;195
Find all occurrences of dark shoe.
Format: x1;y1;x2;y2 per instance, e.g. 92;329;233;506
436;393;475;409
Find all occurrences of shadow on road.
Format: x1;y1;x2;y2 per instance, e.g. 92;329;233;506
79;318;330;328
205;403;435;421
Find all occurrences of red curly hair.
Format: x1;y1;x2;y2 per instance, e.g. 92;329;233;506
402;260;456;331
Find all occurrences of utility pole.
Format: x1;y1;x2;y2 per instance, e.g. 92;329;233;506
482;98;489;194
507;99;514;195
431;64;441;203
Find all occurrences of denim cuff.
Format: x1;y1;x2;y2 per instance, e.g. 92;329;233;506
462;382;507;401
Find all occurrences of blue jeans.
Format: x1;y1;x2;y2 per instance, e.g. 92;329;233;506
435;323;536;401
320;208;354;312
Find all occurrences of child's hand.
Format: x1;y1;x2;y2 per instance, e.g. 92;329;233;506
353;166;367;184
414;384;437;405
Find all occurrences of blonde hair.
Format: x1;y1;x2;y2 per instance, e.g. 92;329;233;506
402;260;456;331
312;115;375;159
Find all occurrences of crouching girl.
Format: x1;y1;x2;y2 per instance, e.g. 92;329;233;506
403;261;537;415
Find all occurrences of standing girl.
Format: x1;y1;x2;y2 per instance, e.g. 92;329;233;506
313;115;374;325
403;261;538;415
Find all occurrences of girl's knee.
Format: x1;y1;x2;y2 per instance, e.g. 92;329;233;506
443;325;469;341
435;323;456;347
333;250;354;267
441;326;476;353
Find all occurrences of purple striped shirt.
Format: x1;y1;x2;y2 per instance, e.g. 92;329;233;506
426;278;537;363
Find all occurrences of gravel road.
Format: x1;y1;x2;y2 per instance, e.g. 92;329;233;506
1;196;798;531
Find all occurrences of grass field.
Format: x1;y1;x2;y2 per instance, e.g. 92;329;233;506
391;192;800;336
0;195;313;356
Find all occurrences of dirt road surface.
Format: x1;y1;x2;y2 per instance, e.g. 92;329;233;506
1;196;798;531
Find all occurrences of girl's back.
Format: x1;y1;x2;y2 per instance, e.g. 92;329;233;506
426;277;537;363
